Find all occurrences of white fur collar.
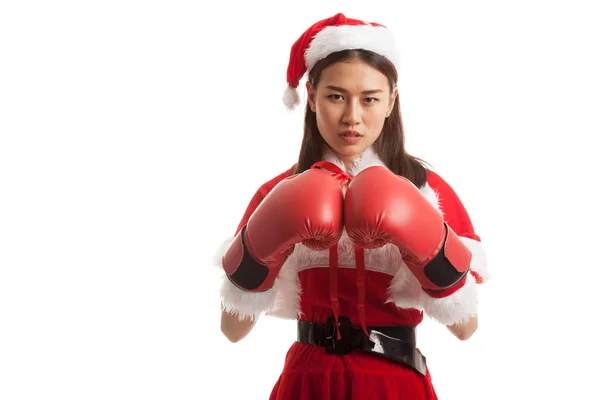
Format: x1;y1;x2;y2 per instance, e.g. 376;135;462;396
321;146;386;177
321;145;440;212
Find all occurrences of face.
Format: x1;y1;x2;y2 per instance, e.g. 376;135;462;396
307;59;397;164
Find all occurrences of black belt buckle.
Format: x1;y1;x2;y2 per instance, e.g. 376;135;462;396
325;315;353;355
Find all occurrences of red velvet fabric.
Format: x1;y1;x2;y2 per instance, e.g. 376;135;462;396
230;165;481;399
269;342;437;400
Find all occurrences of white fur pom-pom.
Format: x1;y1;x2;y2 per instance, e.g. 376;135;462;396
282;86;300;109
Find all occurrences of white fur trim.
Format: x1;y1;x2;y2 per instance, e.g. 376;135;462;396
386;261;423;311
321;146;347;172
282;85;301;110
212;236;234;267
296;230;403;275
213;236;279;320
460;236;490;282
391;270;478;326
321;146;386;177
266;255;303;319
305;25;400;74
420;274;479;325
419;182;442;216
219;277;277;321
349;147;386;176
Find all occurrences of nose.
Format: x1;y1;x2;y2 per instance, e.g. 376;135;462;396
341;99;361;126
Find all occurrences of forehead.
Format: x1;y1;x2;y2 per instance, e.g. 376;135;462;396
317;60;390;93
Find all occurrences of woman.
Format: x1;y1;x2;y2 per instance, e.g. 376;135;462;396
215;13;488;400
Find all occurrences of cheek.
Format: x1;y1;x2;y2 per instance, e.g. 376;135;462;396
316;106;338;132
364;112;387;133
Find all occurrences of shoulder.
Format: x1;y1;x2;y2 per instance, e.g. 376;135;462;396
234;165;296;234
425;169;479;238
425;169;455;195
254;165;296;197
424;168;463;207
426;170;488;283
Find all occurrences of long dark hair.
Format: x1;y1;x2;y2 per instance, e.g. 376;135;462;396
291;49;429;188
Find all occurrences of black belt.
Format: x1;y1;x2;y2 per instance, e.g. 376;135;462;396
297;316;427;376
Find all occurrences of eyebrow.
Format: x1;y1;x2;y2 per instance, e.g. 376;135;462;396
325;85;384;95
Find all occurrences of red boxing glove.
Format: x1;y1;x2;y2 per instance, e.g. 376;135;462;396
344;166;471;293
222;168;344;292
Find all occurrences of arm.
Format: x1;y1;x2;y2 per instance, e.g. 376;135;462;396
216;166;343;342
447;315;478;341
429;171;486;338
345;167;489;327
220;309;258;343
214;168;289;342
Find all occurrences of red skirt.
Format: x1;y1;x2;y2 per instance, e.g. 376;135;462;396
269;342;438;400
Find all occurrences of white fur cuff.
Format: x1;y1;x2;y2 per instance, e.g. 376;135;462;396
421;273;478;326
389;236;486;326
214;235;277;320
219;276;277;321
460;237;490;282
212;236;234;268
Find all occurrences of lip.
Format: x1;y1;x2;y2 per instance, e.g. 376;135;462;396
340;130;362;137
339;130;362;145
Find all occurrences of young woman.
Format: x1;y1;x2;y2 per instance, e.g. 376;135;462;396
215;13;489;400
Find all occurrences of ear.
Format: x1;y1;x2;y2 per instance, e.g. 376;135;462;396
306;81;316;112
387;86;399;117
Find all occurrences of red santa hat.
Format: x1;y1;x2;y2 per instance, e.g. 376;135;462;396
283;13;401;110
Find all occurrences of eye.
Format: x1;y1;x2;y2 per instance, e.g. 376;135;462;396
364;97;379;104
327;94;344;101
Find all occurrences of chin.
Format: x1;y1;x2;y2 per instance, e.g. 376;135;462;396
335;146;359;155
324;137;373;159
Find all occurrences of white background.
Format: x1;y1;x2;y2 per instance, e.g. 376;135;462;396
1;0;599;399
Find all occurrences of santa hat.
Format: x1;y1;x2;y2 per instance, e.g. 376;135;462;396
283;13;401;110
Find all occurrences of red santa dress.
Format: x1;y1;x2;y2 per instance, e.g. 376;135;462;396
215;147;489;400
